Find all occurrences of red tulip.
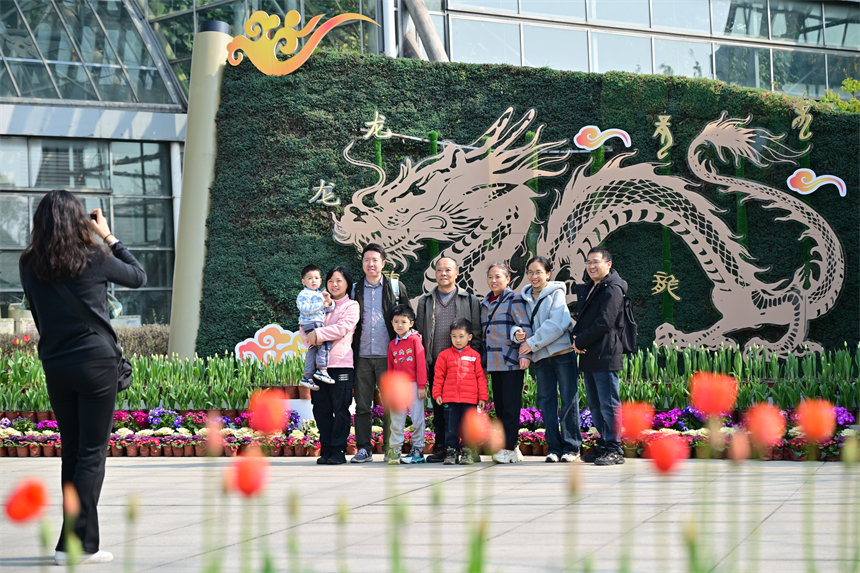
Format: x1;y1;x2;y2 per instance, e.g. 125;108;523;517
744;403;785;448
22;335;30;343
379;371;413;412
461;408;490;447
619;402;654;443
248;389;289;434
231;447;268;497
5;478;48;522
12;338;19;346
796;399;836;444
645;434;688;474
690;372;738;417
728;432;750;464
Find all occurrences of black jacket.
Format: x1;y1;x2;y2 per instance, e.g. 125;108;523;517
573;268;627;372
19;242;147;367
351;275;410;356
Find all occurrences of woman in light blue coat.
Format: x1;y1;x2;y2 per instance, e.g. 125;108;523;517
514;256;583;462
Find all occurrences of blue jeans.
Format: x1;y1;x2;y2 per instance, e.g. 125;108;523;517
535;352;582;456
302;321;331;379
583;370;621;454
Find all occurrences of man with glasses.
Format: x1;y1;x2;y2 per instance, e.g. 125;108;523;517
572;247;628;466
414;257;482;462
350;243;411;463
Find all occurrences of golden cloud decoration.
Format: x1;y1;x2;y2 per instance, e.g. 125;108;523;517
234;324;307;363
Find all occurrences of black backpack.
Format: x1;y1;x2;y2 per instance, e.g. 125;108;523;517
616;292;637;354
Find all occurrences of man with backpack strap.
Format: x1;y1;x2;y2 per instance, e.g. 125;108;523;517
572;246;629;466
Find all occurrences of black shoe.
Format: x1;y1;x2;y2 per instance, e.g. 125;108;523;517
326;450;347;465
426;445;446;463
583;448;605;463
443;447;458;465
316;447;330;465
593;450;625;466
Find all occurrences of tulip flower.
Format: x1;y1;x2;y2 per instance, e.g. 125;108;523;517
5;478;48;522
645;434;688;474
796;399;836;444
22;334;30;343
206;412;224;456
461;408;490;447
379;371;413;412
486;419;505;453
13;338;19;346
744;403;786;448
62;482;80;517
619;402;654;443
231;447;268;497
728;432;750;464
690;372;738;417
248;389;289;434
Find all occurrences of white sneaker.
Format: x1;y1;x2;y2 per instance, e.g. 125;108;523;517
545;453;560;463
55;550;114;565
492;449;512;463
561;452;581;463
512;446;524;463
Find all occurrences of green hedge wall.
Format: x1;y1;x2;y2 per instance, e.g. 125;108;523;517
199;51;859;357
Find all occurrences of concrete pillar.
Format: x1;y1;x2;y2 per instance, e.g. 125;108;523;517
168;21;231;359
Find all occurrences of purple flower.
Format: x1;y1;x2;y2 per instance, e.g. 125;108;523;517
834;407;855;427
36;420;59;431
579;409;593;431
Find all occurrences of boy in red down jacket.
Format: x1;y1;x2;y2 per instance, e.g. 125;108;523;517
432;317;488;465
386;305;427;464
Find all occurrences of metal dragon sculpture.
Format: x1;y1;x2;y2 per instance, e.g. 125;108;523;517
332;108;844;356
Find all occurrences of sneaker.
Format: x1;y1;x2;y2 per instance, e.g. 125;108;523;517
313;370;335;384
583;448;605;463
326;450;347;465
459;448;479;465
594;450;625;466
350;448;373;463
561;451;581;463
404;447;425;464
545;453;560;463
512;446;524;463
426;449;446;463
299;378;320;391
55;550;114;565
443;447;458;465
492;449;512;463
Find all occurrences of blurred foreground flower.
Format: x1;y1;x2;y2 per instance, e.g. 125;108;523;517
744;403;786;449
690;372;738;417
379;371;413;412
5;478;48;522
487;419;505;453
248;389;289;434
461;408;490;447
728;432;750;464
796;399;836;444
620;402;654;443
231;447;269;497
645;434;688;473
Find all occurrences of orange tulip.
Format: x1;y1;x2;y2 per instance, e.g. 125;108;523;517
461;408;490;447
248;389;289;434
5;478;48;522
231;447;268;497
744;403;785;448
206;412;224;456
379;371;413;412
796;399;836;444
645;434;688;474
728;432;750;464
690;372;738;417
486;419;505;453
62;482;80;517
619;402;654;443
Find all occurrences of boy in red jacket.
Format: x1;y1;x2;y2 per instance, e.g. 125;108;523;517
432;318;489;465
386;305;427;464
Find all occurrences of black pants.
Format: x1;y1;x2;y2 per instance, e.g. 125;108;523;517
311;367;354;457
444;402;476;448
44;357;118;554
427;367;447;450
490;369;525;450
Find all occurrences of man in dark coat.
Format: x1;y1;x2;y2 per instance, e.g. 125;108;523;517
572;246;627;466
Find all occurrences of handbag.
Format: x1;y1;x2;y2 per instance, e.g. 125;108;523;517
51;283;132;392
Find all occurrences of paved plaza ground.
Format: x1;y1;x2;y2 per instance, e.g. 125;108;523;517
0;456;856;572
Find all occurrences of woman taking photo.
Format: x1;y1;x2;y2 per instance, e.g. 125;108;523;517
301;266;359;465
20;190;146;565
481;262;531;464
515;256;582;463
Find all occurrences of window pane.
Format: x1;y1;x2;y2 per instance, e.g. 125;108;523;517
112;289;171;324
56;0;121;66
0;1;41;59
423;0;442;10
592;32;651;74
588;0;649;27
92;0;157;67
0;137;29;187
31;139;110;189
771;49;825;98
73;194;109;219
138;0;193;18
112;142;171;196
450;18;520;65
652;0;710;33
122;251;173;288
770;1;823;45
713;0;767;38
151;14;194;60
170;60;190;95
655;38;712;78
0;63;18;96
112;198;174;248
521;0;585;20
523;25;587;71
824;2;860;49
714;43;769;90
827;54;860;97
49;62;99;100
6;61;58;98
0;196;29;247
448;0;518;13
125;68;172;104
0;251;23;289
18;0;81;63
86;63;134;102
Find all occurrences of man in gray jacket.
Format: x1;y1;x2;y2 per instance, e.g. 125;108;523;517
415;257;482;462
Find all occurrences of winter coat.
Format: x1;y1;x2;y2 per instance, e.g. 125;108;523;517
517;281;574;363
432;346;489;405
387;330;428;390
572;268;627;372
351;275;410;356
480;288;531;372
301;295;360;369
414;287;482;366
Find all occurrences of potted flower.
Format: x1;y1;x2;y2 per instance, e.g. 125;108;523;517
223;435;239;457
517;429;535;456
346;432;356;455
423;430;435;455
282;435;295;456
289;430;306;456
533;429;547;455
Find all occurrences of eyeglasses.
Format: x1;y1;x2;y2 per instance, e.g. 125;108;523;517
527;270;546;276
585;259;605;266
